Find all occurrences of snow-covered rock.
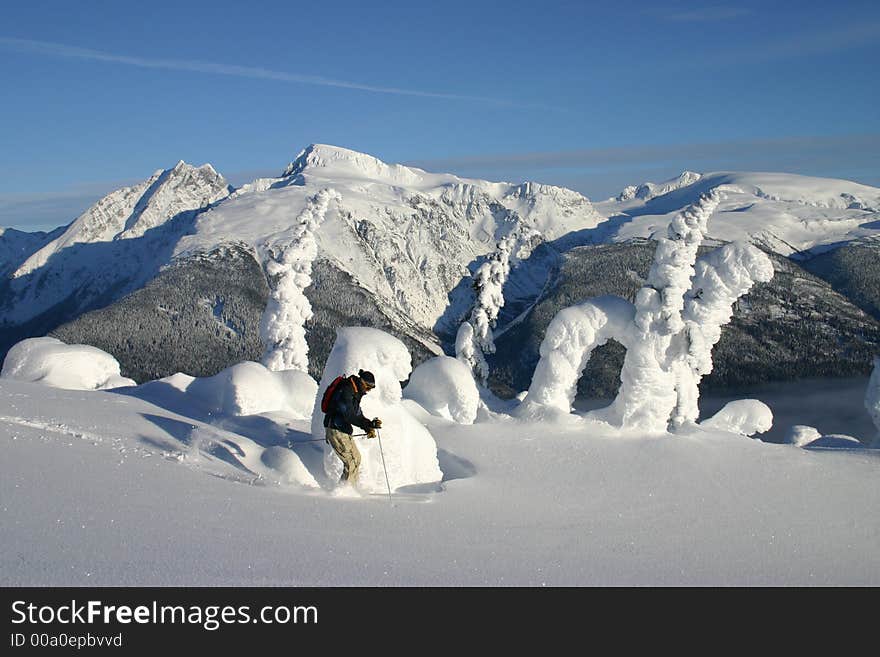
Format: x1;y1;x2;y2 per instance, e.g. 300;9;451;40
699;400;773;437
185;361;317;418
617;171;703;202
311;327;442;492
403;356;479;424
0;337;135;390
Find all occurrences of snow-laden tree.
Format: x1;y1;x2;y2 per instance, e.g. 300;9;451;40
866;357;880;447
520;190;775;433
673;241;775;426
456;223;540;385
310;327;442;492
403;355;480;424
260;188;341;372
521;295;635;415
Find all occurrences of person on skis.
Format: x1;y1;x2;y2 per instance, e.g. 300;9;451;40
322;369;382;486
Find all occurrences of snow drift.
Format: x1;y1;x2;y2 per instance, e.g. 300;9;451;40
186;361;317;418
311;327;442;492
699;400;773;437
1;337;135;390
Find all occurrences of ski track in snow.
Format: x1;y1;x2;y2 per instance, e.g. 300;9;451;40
0;414;178;461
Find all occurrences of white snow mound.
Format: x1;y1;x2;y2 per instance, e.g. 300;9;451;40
784;425;823;447
404;356;479;424
260;446;319;486
700;399;773;436
186;361;317;418
311;327;442;492
0;337;135;390
804;434;864;449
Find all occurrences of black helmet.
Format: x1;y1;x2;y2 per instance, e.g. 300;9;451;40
358;369;376;389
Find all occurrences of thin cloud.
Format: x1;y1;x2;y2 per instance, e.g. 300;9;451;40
0;177;141;231
0;37;519;105
753;21;880;60
665;6;753;22
409;134;880;172
694;21;880;67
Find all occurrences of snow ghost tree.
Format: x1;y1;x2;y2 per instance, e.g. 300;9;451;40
1;336;136;391
522;295;636;416
866;357;880;447
311;327;442;492
260;188;340;372
456;223;541;385
403;355;480;424
520;190;775;433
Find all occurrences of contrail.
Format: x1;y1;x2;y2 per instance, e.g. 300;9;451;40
0;36;517;105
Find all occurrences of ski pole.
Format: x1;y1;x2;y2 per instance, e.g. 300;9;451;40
375;428;392;502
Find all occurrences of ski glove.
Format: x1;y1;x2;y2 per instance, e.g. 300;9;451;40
371;418;382;429
366;428;378;439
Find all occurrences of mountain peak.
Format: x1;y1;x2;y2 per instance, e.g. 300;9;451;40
281;144;426;186
617;170;704;202
169;160;220;178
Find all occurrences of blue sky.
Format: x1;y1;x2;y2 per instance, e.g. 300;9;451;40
1;0;878;231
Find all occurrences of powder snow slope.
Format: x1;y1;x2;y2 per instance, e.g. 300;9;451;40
1;376;877;586
597;171;880;256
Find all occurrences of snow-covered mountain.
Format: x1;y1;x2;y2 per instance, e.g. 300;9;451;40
599;170;880;257
178;143;602;336
14;161;231;279
0;144;604;377
2;145;879;390
0;225;63;278
0;160;232;346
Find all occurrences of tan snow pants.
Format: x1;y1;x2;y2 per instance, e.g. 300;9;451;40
326;427;361;484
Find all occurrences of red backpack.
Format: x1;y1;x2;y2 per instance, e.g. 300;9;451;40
320;376;346;413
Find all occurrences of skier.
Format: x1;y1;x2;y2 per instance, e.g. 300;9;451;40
322;369;382;487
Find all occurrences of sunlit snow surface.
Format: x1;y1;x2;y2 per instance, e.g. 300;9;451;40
1;375;877;586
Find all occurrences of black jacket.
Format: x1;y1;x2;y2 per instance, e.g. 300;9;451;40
323;376;373;435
